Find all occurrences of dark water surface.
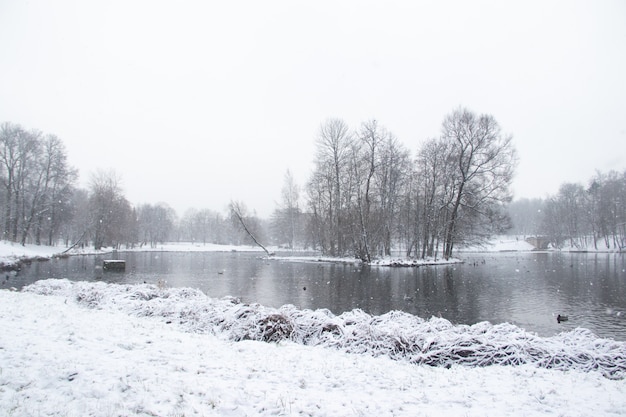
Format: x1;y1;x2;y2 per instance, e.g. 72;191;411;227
11;251;626;340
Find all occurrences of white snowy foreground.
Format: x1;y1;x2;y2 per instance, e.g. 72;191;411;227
2;280;626;417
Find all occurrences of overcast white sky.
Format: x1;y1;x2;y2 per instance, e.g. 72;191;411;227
1;0;625;217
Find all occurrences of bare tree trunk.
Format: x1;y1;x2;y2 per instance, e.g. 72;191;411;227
230;201;273;257
62;230;87;254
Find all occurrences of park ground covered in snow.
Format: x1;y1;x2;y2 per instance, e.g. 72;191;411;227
2;278;626;416
1;238;626;416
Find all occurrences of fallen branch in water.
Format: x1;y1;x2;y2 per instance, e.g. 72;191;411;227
229;200;274;257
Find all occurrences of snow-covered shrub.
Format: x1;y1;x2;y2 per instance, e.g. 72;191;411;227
23;279;626;379
256;313;293;342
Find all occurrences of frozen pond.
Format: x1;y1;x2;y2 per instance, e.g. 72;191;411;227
13;251;626;340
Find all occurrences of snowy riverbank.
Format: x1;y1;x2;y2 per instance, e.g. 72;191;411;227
2;280;626;417
0;235;619;272
0;240;464;271
0;241;268;271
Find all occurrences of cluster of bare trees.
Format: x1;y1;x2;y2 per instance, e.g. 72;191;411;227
177;208;228;245
0;122;77;246
0;123;175;250
302;108;517;261
541;170;626;250
177;203;269;248
84;170;134;250
0;122;268;250
71;173;267;250
30;168;178;251
416;109;516;259
305;119;412;261
136;202;177;248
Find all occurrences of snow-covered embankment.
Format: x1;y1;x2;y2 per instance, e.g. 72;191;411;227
2;279;626;416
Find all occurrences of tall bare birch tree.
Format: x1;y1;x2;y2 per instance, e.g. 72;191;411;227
307;118;352;256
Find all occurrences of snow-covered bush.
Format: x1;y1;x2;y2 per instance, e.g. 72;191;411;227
24;279;626;379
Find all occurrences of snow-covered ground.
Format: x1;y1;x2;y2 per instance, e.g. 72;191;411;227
460;235;625;253
0;238;513;272
0;241;268;270
459;236;537;252
68;241;271;255
2;280;626;417
0;240;65;269
1;234;619;272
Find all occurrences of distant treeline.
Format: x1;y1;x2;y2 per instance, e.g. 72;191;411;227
0;122;262;250
5;118;623;256
508;170;626;250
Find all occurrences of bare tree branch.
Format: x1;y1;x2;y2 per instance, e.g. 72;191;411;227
229;200;274;257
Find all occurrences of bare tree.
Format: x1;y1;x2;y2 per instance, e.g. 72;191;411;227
0;124;78;245
230;200;273;256
547;183;588;248
307;118;353;256
375;133;411;256
271;169;303;249
88;170;132;250
0;122;41;242
350;120;387;262
439;108;517;259
396;166;420;257
23;135;77;245
415;137;448;258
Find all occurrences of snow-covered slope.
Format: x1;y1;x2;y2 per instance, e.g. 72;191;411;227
1;280;625;416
